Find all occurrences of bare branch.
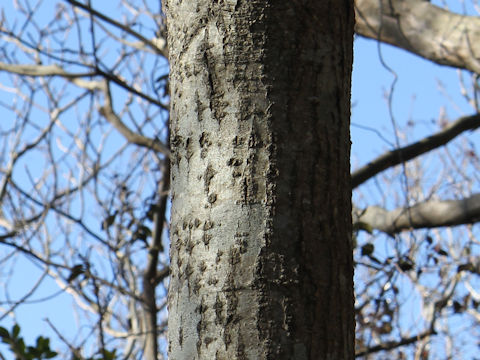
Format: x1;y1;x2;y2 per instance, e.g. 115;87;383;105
141;158;170;360
0;2;171;357
0;62;168;109
96;68;169;110
64;0;168;57
354;193;480;234
355;0;480;74
352;113;480;188
355;328;436;357
100;81;170;156
0;61;102;90
0;62;95;78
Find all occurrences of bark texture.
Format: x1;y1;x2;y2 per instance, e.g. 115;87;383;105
165;1;354;359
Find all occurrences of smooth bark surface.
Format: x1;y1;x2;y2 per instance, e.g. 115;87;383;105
165;1;354;359
355;0;480;74
354;193;480;234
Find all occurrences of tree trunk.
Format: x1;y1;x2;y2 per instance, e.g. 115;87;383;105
165;1;354;359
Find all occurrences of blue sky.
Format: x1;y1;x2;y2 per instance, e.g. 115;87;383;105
1;1;480;359
352;36;472;168
352;26;480;357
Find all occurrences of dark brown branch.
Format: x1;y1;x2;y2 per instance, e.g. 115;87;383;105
352;113;480;188
9;175;109;248
154;266;170;286
355;276;457;357
141;157;170;360
0;230;66;269
355;328;435;357
64;0;167;57
0;62;169;110
96;68;169;110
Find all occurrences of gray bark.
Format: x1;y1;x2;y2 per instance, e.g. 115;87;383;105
354;194;480;234
165;1;354;359
355;0;480;74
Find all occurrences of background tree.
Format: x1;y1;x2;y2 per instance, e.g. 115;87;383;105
0;1;170;359
353;0;480;358
0;0;480;359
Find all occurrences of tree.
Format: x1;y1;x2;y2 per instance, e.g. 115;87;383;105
353;0;480;358
164;0;354;359
0;1;170;359
1;0;480;359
